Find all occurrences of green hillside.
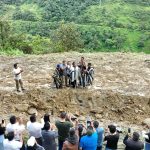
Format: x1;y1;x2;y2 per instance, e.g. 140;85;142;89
0;0;150;54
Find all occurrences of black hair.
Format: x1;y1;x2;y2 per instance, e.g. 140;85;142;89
44;122;50;131
133;132;140;141
44;113;50;123
108;125;116;134
69;128;75;137
93;121;99;128
30;115;36;123
10;116;16;124
60;112;66;119
86;126;94;136
27;145;36;150
14;63;18;68
7;132;14;141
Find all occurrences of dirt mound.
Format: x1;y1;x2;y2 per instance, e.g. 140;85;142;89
0;52;150;125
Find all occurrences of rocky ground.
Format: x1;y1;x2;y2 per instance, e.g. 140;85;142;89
0;52;150;139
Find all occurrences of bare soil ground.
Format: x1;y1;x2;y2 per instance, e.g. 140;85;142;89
0;52;150;128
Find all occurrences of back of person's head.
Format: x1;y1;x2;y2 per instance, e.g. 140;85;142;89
44;113;50;123
86;126;94;136
10;115;16;124
88;63;92;66
14;63;18;68
93;121;99;128
30;115;36;123
44;122;50;131
133;132;140;141
60;112;66;119
7;132;14;141
69;128;75;137
109;125;116;134
81;57;84;60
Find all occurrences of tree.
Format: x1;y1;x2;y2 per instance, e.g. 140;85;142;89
52;22;83;52
0;19;10;48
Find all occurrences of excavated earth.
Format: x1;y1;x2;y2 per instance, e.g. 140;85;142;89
0;52;150;130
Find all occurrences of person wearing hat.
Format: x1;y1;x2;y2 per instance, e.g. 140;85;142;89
13;63;25;92
123;131;144;150
26;136;45;150
52;64;63;89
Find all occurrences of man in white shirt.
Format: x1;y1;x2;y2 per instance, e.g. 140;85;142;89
13;63;25;92
27;114;44;146
3;132;23;150
70;62;80;88
6;116;25;141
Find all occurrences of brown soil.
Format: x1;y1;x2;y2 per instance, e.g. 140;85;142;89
0;52;150;126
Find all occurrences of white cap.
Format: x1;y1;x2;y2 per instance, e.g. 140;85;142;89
27;136;36;146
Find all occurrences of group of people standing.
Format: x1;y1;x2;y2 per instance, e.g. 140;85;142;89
0;112;150;150
52;57;94;89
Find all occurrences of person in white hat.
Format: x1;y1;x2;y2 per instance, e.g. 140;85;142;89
26;136;45;150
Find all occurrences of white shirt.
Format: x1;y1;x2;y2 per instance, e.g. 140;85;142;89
70;66;80;82
27;120;44;138
3;139;22;150
13;67;22;80
6;123;25;141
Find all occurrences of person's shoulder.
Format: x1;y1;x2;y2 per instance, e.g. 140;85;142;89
3;139;8;144
65;121;73;126
55;120;60;126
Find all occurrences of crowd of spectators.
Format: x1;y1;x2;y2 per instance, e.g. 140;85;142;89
0;112;150;150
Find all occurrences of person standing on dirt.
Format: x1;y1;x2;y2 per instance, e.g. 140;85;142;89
13;63;25;92
70;62;80;88
52;64;63;89
66;61;71;87
78;57;87;87
60;60;67;87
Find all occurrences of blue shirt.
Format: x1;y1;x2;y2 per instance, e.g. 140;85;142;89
96;127;104;147
80;132;98;150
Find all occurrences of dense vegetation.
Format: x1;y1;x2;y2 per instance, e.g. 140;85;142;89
0;0;150;55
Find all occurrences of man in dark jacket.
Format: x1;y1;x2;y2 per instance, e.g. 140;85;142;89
123;132;144;150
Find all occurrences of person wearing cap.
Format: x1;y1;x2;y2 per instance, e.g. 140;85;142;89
55;112;73;150
123;131;144;150
26;136;44;150
104;125;119;150
3;132;23;150
52;64;63;89
13;63;25;92
80;126;98;150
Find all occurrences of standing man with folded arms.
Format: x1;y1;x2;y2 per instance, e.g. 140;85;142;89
13;63;25;92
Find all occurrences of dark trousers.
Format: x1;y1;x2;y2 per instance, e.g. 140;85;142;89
71;80;77;88
58;139;64;150
36;137;43;146
15;79;23;90
97;146;102;150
